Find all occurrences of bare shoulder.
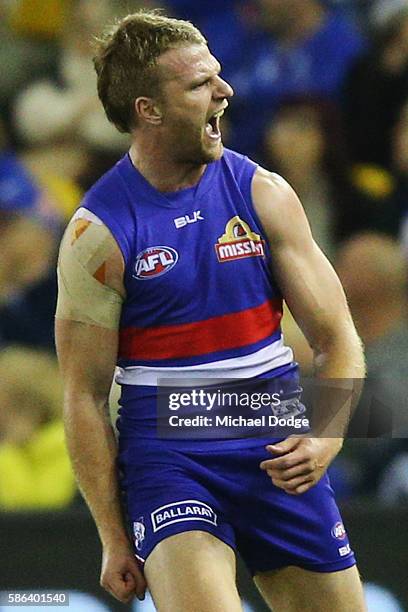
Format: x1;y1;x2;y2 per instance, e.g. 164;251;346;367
251;166;313;248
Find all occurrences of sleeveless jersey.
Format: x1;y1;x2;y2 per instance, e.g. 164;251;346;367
81;148;293;387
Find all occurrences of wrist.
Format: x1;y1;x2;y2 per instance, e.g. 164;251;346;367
320;437;343;457
100;528;131;551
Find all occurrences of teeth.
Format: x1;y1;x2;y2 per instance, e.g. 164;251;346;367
213;109;225;119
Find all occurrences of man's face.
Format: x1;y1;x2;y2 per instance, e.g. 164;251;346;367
155;44;233;165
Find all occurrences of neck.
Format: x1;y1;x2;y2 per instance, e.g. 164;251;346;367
353;300;406;345
129;137;206;193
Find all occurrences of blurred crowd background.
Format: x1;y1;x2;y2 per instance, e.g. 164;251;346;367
0;0;408;608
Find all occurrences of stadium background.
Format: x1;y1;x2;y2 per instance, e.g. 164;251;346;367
1;0;408;610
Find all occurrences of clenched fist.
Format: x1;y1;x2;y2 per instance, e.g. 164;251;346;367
100;541;147;603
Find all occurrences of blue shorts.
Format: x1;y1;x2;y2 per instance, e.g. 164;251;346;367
118;438;356;575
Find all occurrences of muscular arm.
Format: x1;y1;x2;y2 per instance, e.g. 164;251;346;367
252;168;365;379
253;168;365;492
55;213;145;601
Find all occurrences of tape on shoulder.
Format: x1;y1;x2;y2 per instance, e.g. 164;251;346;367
56;220;123;329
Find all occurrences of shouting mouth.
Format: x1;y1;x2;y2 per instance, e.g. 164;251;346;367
205;107;226;141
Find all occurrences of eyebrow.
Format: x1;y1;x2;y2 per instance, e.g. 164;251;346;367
190;62;222;87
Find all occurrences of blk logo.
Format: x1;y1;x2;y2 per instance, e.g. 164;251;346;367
134;246;178;280
174;211;204;229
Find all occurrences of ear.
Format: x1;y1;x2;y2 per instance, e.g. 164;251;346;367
135;97;163;125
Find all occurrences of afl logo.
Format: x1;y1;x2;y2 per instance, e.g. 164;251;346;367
134;246;178;280
331;522;347;540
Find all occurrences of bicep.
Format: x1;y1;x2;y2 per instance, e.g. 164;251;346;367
55;214;125;401
274;234;351;349
252;169;352;349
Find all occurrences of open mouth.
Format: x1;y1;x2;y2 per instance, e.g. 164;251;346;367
205;108;225;140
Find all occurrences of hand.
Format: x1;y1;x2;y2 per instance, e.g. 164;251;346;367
100;542;147;603
260;437;343;495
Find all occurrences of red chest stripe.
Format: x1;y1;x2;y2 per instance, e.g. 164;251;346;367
119;298;283;361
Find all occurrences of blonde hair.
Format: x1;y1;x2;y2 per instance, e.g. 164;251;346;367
93;9;206;133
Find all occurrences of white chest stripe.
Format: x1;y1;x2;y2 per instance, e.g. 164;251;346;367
115;338;293;386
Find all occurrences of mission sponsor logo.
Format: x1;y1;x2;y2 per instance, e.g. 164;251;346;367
134;246;178;280
151;500;217;533
215;216;265;262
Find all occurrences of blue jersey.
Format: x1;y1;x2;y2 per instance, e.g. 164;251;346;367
82;148;293;386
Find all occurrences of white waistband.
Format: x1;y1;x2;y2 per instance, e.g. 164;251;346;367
115;338;293;386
